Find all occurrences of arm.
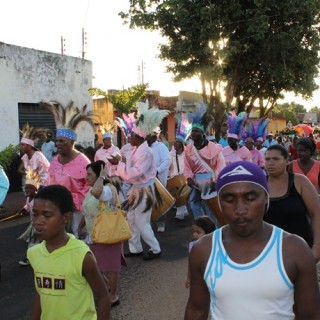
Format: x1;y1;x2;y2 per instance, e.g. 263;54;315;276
157;145;171;174
283;235;320;319
31;292;41;320
295;174;320;262
82;252;110;320
17;161;25;175
184;237;211;320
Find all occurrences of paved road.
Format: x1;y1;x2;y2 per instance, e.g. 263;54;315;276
0;210;192;320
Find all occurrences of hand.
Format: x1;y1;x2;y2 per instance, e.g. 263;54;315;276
121;156;127;164
107;156;119;165
99;164;109;179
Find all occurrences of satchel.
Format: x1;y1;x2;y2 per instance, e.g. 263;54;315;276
91;194;132;244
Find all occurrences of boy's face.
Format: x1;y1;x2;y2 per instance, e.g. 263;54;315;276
32;199;70;242
25;184;37;197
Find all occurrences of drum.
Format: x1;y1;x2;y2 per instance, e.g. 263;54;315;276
151;177;176;221
201;189;227;226
166;174;191;206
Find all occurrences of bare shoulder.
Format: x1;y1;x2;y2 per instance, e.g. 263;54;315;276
190;233;213;268
282;231;315;281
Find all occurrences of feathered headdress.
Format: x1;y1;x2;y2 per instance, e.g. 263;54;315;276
114;112;136;138
132;101;169;139
40;101;94;140
25;167;40;189
187;102;208;132
175;113;191;142
242;118;270;142
226;111;248;139
20;123;46;147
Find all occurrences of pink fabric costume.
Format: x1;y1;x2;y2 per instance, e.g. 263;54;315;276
94;145;120;177
250;149;265;168
184;141;225;182
21;151;50;187
292;159;320;193
222;145;252;165
116;141;160;255
48;154;90;212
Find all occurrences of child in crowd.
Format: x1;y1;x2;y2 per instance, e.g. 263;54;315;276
185;216;216;288
27;185;110;320
17;169;40;266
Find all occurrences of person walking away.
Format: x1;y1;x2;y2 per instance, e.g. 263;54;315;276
28;185;110;319
185;161;320;319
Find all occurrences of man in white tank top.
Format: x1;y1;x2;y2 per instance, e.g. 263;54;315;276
185;161;320;320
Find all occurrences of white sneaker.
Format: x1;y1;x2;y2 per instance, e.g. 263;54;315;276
157;226;165;233
19;258;30;266
174;215;184;221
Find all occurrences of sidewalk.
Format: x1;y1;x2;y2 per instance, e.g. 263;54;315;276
0;192;26;219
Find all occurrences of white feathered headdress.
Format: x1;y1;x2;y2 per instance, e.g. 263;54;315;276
132;101;169;139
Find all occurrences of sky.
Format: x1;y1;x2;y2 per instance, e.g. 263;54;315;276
1;0;319;110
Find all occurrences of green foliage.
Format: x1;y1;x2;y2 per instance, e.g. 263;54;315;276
0;144;20;173
89;84;148;115
273;102;300;125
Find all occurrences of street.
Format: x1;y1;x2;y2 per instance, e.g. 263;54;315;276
0;209;192;320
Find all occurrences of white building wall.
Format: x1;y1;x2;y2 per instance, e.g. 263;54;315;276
0;42;94;150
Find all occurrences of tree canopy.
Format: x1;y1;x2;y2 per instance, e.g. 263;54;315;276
120;0;320;136
89;84;148;115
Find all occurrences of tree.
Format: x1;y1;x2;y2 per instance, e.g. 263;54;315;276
120;0;320;138
89;84;148;115
273;103;299;125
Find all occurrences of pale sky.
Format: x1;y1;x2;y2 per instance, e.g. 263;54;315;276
1;0;319;110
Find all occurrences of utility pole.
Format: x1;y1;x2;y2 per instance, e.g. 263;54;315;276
61;36;66;55
141;60;144;85
82;28;87;60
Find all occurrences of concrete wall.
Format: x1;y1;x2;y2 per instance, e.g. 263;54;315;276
0;42;94;150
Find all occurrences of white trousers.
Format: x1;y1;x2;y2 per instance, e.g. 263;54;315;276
127;197;161;254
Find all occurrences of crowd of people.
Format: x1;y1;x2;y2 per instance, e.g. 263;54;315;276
2;103;320;319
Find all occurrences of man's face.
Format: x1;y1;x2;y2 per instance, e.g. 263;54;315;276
218;182;268;237
103;137;112;148
190;128;203;142
227;137;238;149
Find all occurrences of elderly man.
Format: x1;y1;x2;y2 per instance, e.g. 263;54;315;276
95;132;120;177
185;161;320;320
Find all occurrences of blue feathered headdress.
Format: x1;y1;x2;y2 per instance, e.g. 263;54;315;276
242;118;269;142
175;113;192;142
226;111;248;139
187;102;208;132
